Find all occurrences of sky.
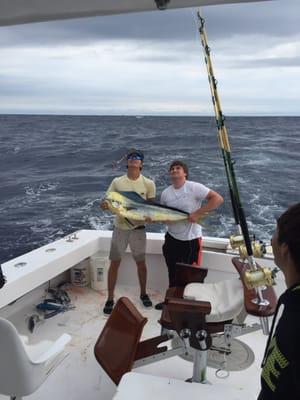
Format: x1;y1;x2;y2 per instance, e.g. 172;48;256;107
0;0;299;116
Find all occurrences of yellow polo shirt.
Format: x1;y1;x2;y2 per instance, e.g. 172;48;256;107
107;174;156;230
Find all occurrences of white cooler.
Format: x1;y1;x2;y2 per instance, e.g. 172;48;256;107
89;252;109;291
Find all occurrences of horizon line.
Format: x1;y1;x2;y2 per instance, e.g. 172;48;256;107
0;113;299;118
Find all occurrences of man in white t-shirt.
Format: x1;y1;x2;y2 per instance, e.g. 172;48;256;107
155;160;223;310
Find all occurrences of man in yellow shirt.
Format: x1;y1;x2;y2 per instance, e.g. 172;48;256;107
101;150;156;315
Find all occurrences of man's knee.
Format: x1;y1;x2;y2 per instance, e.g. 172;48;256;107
135;259;146;269
109;260;121;271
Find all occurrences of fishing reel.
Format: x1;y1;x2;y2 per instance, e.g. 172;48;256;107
244;267;275;290
229;235;266;259
239;242;266;259
230;235;280;289
229;235;244;249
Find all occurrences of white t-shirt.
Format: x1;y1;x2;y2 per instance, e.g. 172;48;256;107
160;180;210;241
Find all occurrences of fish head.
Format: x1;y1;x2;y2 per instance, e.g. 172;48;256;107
105;192;127;214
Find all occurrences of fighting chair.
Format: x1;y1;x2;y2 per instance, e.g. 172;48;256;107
160;262;245;334
94;259;277;385
94;297;215;385
159;257;277;380
161;258;277;332
0;318;71;400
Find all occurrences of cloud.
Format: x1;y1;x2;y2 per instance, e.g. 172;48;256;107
203;0;300;39
235;56;300;68
0;0;299;115
0;0;298;47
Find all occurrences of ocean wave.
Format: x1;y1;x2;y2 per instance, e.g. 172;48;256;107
1;115;299;263
25;182;59;198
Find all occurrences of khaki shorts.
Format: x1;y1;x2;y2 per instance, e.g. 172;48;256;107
109;227;146;262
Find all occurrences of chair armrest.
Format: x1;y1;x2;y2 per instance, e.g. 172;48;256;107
166;298;211;316
174;263;208;287
33;333;71;364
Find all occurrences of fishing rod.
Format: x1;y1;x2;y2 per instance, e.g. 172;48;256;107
196;11;262;270
195;11;283;324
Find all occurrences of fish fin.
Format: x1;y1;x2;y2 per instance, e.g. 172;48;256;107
148;201;189;215
119;191;147;204
126;206;138;211
119;191;189;215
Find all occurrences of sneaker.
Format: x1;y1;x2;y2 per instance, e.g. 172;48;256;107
154;302;164;310
140;294;152;308
103;299;114;315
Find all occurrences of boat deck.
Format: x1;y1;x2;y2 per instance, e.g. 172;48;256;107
0;284;268;400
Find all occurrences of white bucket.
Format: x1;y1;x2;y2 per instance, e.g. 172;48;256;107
70;259;90;287
90;252;109;291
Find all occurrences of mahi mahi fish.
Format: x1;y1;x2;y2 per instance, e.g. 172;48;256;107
105;191;192;223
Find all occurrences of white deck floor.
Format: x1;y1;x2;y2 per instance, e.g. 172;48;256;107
0;284;268;400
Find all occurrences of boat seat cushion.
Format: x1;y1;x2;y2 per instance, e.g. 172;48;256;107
183;279;244;323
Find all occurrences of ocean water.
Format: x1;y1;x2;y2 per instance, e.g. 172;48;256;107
0;115;299;263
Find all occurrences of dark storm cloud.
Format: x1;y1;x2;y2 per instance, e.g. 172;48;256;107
0;0;298;48
0;0;298;115
204;0;299;39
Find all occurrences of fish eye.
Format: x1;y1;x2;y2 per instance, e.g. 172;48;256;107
112;201;120;208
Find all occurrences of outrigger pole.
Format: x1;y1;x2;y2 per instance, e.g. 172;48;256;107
196;10;256;268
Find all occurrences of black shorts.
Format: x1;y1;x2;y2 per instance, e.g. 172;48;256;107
162;232;203;287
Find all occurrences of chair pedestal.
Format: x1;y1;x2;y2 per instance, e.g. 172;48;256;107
260;316;270;335
192;349;208;383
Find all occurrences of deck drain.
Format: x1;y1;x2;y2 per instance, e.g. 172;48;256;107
45;248;56;253
14;262;27;268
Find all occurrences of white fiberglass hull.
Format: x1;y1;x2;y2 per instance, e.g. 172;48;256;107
0;229;285;400
0;229;285;310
